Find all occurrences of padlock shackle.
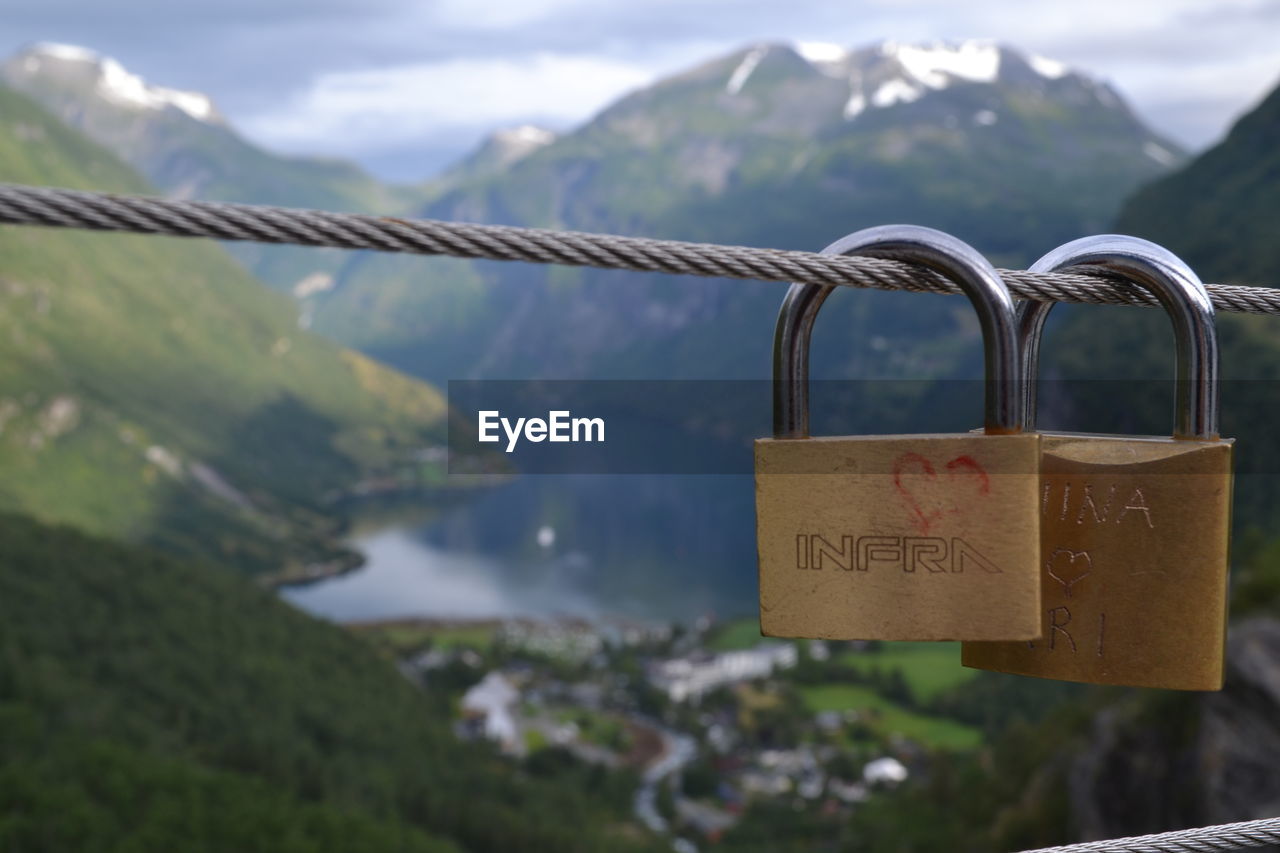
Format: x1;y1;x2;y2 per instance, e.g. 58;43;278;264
773;224;1023;438
1019;235;1220;440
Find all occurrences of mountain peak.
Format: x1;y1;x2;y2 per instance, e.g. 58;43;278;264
27;42;99;63
877;39;1002;87
9;42;221;124
794;42;849;65
490;124;557;151
715;39;1093;121
440;123;558;183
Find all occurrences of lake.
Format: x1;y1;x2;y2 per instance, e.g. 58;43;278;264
281;474;760;623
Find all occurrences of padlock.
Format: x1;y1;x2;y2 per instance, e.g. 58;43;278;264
962;235;1233;690
755;225;1042;641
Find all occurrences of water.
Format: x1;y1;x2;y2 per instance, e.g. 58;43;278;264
279;527;601;621
282;474;759;623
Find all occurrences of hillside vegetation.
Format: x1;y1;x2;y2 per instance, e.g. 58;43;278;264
0;512;657;851
1041;75;1280;531
0;84;448;573
1114;78;1280;286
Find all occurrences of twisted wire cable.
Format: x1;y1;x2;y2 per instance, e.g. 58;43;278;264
1017;817;1280;853
1;184;1275;314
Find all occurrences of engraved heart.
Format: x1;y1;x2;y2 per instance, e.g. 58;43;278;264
892;452;991;534
1045;547;1092;598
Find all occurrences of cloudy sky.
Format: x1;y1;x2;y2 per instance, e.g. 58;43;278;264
4;0;1279;180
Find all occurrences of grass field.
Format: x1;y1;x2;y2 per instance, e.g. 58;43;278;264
352;620;495;656
707;618;768;651
839;643;976;701
799;683;981;751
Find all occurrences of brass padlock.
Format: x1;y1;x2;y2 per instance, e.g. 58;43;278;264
755;225;1042;642
962;235;1233;690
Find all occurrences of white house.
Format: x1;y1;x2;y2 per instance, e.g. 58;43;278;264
461;671;520;753
649;642;798;702
863;756;909;786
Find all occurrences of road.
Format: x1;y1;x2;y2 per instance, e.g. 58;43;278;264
632;718;697;835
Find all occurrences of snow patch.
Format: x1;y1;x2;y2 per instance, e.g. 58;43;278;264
726;46;767;95
97;57;216;121
30;42;99;62
292;272;335;299
881;40;1000;89
796;41;848;64
1143;141;1177;167
497;124;556;146
843;91;867;119
871;78;924;108
973;109;998;126
23;43;218;122
1028;53;1069;79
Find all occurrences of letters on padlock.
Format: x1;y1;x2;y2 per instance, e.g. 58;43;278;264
961;235;1233;691
754;225;1042;642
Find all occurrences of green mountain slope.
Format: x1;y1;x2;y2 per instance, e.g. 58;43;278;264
1;42;428;294
315;41;1182;383
1114;76;1280;285
0;84;447;574
1037;75;1280;529
0;512;655;851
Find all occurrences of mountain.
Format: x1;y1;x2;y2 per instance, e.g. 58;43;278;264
437;124;559;185
1027;73;1280;531
1114;74;1280;285
0;83;449;575
0;511;656;851
0;42;392;210
2;39;1184;384
306;40;1185;383
0;42;428;295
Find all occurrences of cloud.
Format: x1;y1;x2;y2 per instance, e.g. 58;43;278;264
4;0;1279;177
241;52;655;159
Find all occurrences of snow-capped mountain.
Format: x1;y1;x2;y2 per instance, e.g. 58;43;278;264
439;124;559;184
585;39;1180;179
318;39;1185;382
1;41;424;299
763;39;1088;117
0;41;398;211
8;42;222;123
2;37;1187;383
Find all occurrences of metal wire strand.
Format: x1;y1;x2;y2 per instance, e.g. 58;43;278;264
1;184;1276;314
1017;817;1280;853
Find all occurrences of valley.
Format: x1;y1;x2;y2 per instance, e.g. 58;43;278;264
0;81;452;574
1;29;1280;853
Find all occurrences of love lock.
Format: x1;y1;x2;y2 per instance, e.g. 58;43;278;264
754;224;1042;641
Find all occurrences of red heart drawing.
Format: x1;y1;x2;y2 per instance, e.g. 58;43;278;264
892;452;991;534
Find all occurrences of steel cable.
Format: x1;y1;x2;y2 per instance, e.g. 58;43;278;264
1017;817;1280;853
1;184;1276;314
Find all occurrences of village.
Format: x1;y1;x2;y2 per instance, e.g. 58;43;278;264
355;614;981;846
